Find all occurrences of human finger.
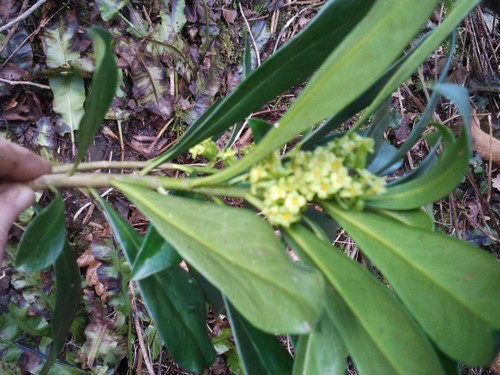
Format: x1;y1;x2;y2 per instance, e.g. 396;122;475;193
0;184;35;263
0;138;52;182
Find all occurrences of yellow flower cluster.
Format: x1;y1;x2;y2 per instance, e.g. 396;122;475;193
249;134;386;227
189;138;237;167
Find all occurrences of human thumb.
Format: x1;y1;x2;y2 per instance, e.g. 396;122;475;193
0;184;35;264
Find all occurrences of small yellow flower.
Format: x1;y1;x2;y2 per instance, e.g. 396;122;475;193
340;181;364;198
284;191;307;214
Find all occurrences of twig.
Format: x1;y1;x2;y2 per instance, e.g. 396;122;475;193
0;0;49;33
239;2;261;66
129;283;155;375
51;160;213;174
0;77;50;89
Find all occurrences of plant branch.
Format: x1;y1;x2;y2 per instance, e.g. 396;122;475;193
51;160;217;174
28;172;251;200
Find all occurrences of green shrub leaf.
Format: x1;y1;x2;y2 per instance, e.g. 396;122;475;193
293;311;347;375
225;299;293;375
113;182;325;334
131;225;181;280
41;241;81;374
73;28;118;169
286;225;445;375
97;198;216;372
16;192;66;272
366;125;470;210
324;204;500;365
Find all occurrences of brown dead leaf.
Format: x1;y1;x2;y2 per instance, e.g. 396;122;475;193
77;249;108;302
115;38;173;120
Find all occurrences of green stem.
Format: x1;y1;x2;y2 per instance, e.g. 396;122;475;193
52;160;218;175
29;172;252;201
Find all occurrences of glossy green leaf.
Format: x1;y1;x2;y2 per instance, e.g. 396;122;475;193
293;311;347;375
139;266;216;372
302;207;338;243
248;119;272;145
366;125;470;210
131;225;181;280
16;192;66;272
41;241;81;375
73;28;118;169
374;208;434;231
113;182;325;334
286;225;445;375
225;298;293;375
97;198;216;372
97;198;142;262
145;0;374;171
41;15;84;140
196;0;440;185
324;204;500;365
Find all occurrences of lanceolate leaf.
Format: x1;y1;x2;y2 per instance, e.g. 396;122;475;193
366;125;470;210
16;192;66;272
98;198;216;372
324;204;500;365
374;208;433;231
41;241;81;375
145;0;374;171
74;28;118;169
293;311;347;375
131;225;181;280
194;0;440;185
225;299;293;375
113;182;325;334
286;226;445;375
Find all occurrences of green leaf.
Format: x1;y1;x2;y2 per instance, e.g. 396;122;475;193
139;266;216;372
293;311;347;375
7;304;50;337
196;0;441;184
366;125;470;210
145;0;374;171
98;0;129;21
113;182;325;334
41;15;84;140
349;0;479;166
374;208;434;231
16;192;66;272
41;241;81;375
248;119;272;145
225;299;293;375
97;198;216;372
324;204;500;365
131;225;181;280
74;28;118;169
286;225;445;375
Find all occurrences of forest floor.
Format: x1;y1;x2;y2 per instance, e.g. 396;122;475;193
0;0;499;374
